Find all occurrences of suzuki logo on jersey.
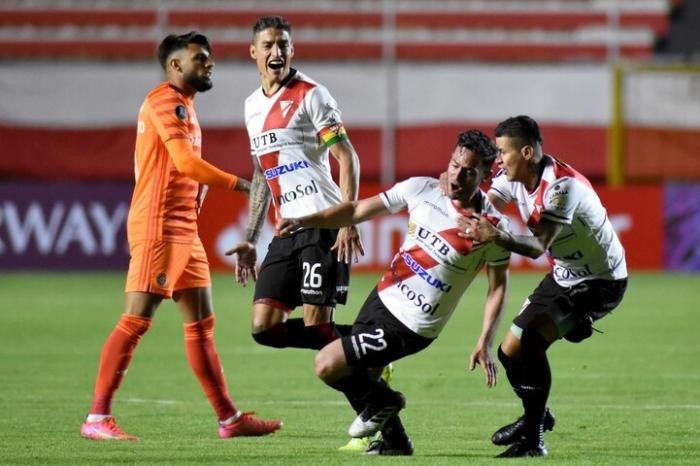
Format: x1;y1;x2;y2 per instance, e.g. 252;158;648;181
401;252;452;292
264;160;310;180
277;180;319;206
416;227;451;257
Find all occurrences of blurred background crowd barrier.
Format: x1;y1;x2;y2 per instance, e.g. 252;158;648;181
1;0;698;271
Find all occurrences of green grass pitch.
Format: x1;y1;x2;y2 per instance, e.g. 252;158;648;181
0;271;698;465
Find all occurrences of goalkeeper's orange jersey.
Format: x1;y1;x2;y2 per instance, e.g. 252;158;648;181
127;82;202;244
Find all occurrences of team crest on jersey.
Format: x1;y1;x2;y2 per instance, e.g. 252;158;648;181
280;100;295;118
175;105;188;120
156;273;168;287
546;183;569;210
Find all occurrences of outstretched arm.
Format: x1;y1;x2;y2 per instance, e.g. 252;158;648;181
165;139;248;192
469;263;509;387
278;195;388;236
459;215;562;259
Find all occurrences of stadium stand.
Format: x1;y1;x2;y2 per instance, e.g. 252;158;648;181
0;0;692;185
0;0;679;61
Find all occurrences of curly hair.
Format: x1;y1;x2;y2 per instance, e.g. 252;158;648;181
456;129;498;170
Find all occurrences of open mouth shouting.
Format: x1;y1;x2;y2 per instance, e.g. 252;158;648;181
268;59;284;71
449;182;462;197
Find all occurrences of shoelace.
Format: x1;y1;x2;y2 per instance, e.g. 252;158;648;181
366;440;384;452
103;418;128;435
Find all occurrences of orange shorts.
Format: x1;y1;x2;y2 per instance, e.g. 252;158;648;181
125;237;211;298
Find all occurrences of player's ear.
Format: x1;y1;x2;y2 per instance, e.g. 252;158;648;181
521;144;535;161
169;57;182;73
250;43;256;60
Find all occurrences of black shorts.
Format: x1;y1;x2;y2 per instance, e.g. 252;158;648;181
514;273;627;341
253;228;350;309
342;288;434;368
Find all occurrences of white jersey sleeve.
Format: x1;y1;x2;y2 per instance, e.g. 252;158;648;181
380;177;435;214
304;85;343;133
541;178;579;225
488;172;514;204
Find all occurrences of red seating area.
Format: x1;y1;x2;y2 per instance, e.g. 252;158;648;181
0;1;679;62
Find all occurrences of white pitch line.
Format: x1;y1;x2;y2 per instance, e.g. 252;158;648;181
126;398;180;405
124;398;700;410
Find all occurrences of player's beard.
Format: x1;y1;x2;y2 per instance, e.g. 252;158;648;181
186;72;213;93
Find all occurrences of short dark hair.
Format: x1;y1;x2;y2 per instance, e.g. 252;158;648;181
494;115;544;148
252;15;291;40
456;129;498;170
157;31;211;70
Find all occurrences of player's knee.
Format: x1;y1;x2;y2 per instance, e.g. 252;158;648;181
251;316;275;335
314;350;336;381
520;328;551;357
304;323;338;350
497;345;513;369
251;329;286;348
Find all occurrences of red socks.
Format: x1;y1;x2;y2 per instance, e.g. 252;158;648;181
184;315;237;421
89;313;236;422
90;314;152;415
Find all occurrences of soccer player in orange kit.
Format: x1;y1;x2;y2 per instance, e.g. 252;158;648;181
80;32;281;441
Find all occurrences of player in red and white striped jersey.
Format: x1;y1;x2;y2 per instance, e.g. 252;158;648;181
461;115;628;457
226;16;363;381
278;130;510;455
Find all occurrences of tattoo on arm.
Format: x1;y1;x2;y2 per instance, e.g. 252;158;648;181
245;157;271;244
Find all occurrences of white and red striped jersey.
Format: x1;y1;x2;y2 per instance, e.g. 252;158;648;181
245;69;349;219
377;177;510;338
489;155;627;287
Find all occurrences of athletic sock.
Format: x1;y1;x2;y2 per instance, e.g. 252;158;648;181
89;313;152;415
184;315;237;421
334;323;353;337
518;329;552;445
252;318;310;348
303;322;340;349
329;372;396;408
219;411;243;426
252;319;348;350
498;345;524;392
